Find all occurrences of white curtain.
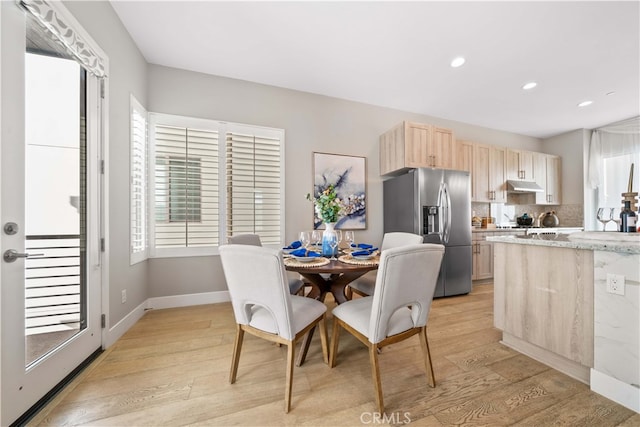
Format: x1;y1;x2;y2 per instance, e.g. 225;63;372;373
587;116;640;190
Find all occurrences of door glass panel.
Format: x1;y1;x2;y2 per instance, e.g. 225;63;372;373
24;52;87;366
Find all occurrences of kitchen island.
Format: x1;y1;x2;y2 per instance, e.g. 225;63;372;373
488;232;640;413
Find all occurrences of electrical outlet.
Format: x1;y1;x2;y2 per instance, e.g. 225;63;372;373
606;274;625;295
121;289;127;304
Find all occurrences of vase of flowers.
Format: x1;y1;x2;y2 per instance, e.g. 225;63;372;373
306;184;343;256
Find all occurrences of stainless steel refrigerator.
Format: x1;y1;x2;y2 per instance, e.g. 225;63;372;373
383;168;472;297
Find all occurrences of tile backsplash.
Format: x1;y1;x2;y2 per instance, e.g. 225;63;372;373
473;202;584;227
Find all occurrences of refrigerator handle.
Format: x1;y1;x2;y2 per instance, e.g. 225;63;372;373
442;183;452;244
437;183;445;242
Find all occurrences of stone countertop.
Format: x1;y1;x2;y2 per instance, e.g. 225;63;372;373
473;228;525;233
487;231;640;254
473;227;582;233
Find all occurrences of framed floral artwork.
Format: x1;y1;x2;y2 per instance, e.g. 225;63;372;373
312;152;366;230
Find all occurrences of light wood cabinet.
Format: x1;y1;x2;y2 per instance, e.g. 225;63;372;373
454;139;473;173
473;144;506;203
472;233;493;280
534;153;562;205
431;126;455;169
379;121;454;176
506;149;535;181
381;125;562;205
545;155;562;204
494;242;594;369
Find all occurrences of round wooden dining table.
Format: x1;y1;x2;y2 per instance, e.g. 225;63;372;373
284;255;379;365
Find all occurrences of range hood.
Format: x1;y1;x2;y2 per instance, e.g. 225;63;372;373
507;180;544;193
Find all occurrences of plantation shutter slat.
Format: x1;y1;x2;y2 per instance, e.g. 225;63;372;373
226;130;282;245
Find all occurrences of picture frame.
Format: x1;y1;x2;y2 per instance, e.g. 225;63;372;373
312;152;367;230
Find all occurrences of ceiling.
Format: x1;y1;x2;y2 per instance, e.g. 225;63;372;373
110;1;640;139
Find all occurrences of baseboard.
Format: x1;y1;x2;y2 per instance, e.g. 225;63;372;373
590;369;640;413
104;300;147;348
146;290;231;310
501;332;590;385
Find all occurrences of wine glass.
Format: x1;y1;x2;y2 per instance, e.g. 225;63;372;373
329;230;342;260
311;230;321;249
299;231;310;249
611;208;622;232
344;231;355;251
596;208;612;231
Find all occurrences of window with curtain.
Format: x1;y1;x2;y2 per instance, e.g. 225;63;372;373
130;96;147;264
587;116;640;230
143;114;284;257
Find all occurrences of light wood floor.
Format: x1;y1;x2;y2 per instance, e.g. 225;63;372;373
29;283;639;426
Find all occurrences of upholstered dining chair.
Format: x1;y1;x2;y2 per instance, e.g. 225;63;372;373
348;232;424;298
329;243;445;413
228;233;305;295
219;244;329;413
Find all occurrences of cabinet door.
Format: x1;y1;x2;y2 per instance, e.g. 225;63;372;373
490;146;507;203
431;127;454;169
546;155;561;204
454;140;473;172
506;149;521;180
507;149;534;180
473;144;492;202
476;241;494;280
379;123;404;175
534;152;548;204
405;122;432;168
520;151;534;181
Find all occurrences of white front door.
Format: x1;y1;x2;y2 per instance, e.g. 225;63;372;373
1;2;103;425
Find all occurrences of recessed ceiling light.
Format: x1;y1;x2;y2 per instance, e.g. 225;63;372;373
522;82;537;90
577;100;593;107
450;57;466;68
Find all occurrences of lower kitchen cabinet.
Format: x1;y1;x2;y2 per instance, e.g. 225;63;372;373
472;230;526;281
472;232;493;280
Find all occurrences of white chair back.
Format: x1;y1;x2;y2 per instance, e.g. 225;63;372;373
228;233;262;246
380;232;424;251
219;245;296;340
369;243;444;344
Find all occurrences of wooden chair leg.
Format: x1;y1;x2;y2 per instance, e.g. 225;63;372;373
284;340;295;413
329;317;341;368
369;344;384;413
419;326;436;388
345;286;353;300
230;325;244;384
318;314;329;364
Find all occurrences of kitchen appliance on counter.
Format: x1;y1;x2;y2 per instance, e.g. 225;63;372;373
383;168;472;297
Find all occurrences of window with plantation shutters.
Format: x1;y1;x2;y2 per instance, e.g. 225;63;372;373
144;114;284;257
226;127;283;245
150;115;219;255
130;96;148;264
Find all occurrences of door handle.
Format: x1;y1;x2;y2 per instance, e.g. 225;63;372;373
3;249;44;263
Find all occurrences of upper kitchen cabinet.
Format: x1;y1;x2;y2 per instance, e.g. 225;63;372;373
473;143;506;203
506;149;535;181
454;139;474;173
534;153;562;205
432;126;455;168
380;121;455;176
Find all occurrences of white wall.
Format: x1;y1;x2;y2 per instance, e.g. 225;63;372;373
62;1;149;327
542;129;589;205
147;65;543;295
